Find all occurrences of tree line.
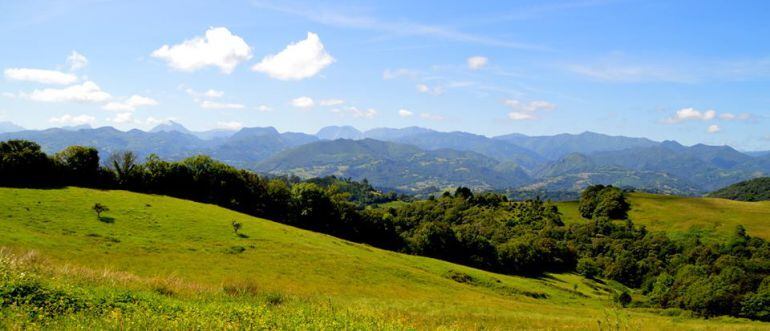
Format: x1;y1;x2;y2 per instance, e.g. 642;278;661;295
1;140;769;320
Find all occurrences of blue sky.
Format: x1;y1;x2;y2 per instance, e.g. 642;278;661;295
1;0;769;150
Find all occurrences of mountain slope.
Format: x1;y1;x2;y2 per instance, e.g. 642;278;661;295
495;131;659;160
256;139;531;192
709;177;770;201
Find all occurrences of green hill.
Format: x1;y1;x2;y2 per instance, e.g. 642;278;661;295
709;177;770;201
1;187;764;329
557;192;770;240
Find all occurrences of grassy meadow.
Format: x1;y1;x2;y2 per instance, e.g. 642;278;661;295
556;192;770;241
1;187;768;329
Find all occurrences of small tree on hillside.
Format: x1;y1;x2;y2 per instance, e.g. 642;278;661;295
92;203;109;219
232;221;242;235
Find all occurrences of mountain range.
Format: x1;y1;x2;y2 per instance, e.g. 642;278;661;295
1;121;769;196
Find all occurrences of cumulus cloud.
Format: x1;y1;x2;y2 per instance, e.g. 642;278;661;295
49;114;95;126
416;83;444;95
217;121;244;130
331;106;377;118
663;108;717;124
200;100;245;109
151;27;252;74
319;98;344;106
467;56;488;70
26;81;111;103
103;95;158;111
383;68;418;80
290;96;315;109
252;32;334;80
66;51;88;71
707;124;721;133
398;109;413;117
504;99;556;120
4;68;78;85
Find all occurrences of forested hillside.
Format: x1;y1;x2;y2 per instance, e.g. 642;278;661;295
709;177;770;201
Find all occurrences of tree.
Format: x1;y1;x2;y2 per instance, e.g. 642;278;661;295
107;151;138;185
578;185;630;219
54;146;99;185
576;257;601;279
615;290;632;307
578;185;605;218
0;140;53;187
92;203;109;219
232;221;242;234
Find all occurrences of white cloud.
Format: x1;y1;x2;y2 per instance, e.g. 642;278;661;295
504;99;556;120
290;96;315;109
200;100;245;109
49;114;95;125
26;81;111;103
719;112;751;121
2;92;15;98
467;56;488;70
663;108;717;124
66;51;88;71
145;117;175;127
420;112;445;121
332;106;377;118
203;89;224;98
216;121;244;130
383;68;418;80
257;104;272;112
4;68;78;85
416;83;444;95
707;124;721;133
103;95;158;111
252;32;334;80
151;27;252;74
398;108;413;117
319;98;344;106
109;112;135;124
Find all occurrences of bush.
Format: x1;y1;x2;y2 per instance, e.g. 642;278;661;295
576;258;601;279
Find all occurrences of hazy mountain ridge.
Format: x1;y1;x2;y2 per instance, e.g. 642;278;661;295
1;123;767;195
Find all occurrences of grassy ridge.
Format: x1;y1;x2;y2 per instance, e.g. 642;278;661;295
1;187;767;329
557;192;770;240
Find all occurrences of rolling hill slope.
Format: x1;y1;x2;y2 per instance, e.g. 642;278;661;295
557;192;770;240
1;187;763;329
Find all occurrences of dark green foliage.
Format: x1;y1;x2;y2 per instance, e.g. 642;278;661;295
576;257;601;279
709;177;770;201
578;185;630;219
54;146;100;185
0;140;54;187
615;291;632;307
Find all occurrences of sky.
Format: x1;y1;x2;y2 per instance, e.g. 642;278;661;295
1;0;769;150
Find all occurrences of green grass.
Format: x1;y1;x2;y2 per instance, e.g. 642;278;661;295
1;187;768;330
557;192;770;241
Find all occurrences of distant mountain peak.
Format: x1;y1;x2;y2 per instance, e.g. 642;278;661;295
150;120;190;134
317;125;363;140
